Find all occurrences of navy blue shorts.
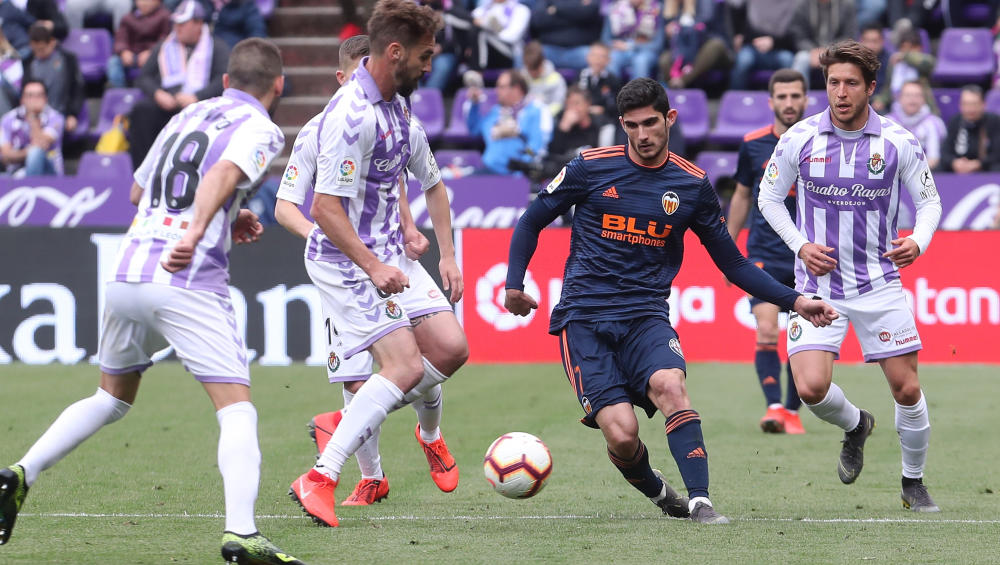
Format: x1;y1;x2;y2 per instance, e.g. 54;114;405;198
557;315;686;428
747;256;795;308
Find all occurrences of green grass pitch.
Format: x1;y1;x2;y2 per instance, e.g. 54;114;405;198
1;362;998;564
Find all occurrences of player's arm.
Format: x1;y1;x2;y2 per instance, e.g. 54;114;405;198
398;176;430;257
727;183;751;241
129;181;144;206
887;144;942;268
274;198;314;239
423;179;463;303
400;120;434;259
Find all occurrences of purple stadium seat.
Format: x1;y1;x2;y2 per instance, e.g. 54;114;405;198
985;88;1000;116
806;90;827;118
442;87;497;144
934;88;962;124
708;90;772;146
931;28;995;84
256;0;275;18
92;88;143;140
694;151;738;188
64;28;114;84
409;88;444;142
669;88;709;145
77;151;133;178
65;101;90;143
434;149;484;179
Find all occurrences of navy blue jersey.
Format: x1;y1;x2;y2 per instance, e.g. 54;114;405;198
506;145;801;334
734;126;797;265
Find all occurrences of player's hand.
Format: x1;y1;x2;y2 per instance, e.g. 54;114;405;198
369;263;409;295
792;295;839;327
403;228;430;260
440;255;464;303
161;239;196;273
232;209;263;245
504;288;538;316
883;237;919;268
799;242;837;276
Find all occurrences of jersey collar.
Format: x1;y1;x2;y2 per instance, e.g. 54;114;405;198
817;105;882;136
354;57;390;104
223;88;268;117
626;146;671;170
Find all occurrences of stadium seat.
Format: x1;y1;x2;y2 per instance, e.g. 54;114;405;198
92;88;143;140
434;149;483;179
410;88;445;142
694;151;738;188
934;88;962;124
77;151;133;178
806;90;827;118
64;28;114;84
256;0;275;18
442;87;497;144
708;90;772;146
985;88;1000;116
669;88;709;145
65;102;91;144
931;28;995;85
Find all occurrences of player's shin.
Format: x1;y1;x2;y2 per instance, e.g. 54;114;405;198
397;357;451;408
665;410;710;499
896;392;930;479
804;382;860;430
413;384;443;442
607;441;663;498
784;362;802;411
216;401;259;536
343;389;384;479
755;343;783;406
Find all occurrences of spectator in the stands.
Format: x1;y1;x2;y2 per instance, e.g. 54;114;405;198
729;0;797;90
338;0;364;41
466;69;552;175
859;22;889;108
529;0;603;71
108;0;172;88
0;29;23;116
66;0;134;31
164;0;267;49
659;0;733;89
790;0;857;89
0;79;63;176
523;40;567;118
0;0;66;57
873;26;936;115
855;0;886;28
418;0;474;92
889;80;946;170
941;85;1000;174
23;23;84;135
471;0;531;69
886;0;932;30
603;0;664;81
547;85;615;163
577;41;621;116
129;0;228;165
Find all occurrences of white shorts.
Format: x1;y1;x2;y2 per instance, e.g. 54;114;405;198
98;282;250;385
787;279;921;362
307;252;452;361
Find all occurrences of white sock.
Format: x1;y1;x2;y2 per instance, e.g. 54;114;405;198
216;401;259;536
343;386;383;479
414;384;443;443
688;496;713;513
342;388;354;412
18;388;130;487
805;383;861;431
316;374;402;481
399;357;450;406
896;392;930;479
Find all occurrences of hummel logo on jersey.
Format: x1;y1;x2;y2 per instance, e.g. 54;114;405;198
686;447;707;459
602;186;620;198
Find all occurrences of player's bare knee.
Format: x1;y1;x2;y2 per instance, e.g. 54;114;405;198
796;380;830;405
889;381;922;405
602;421;640;454
647;369;688;410
424;335;469;376
756;324;780;344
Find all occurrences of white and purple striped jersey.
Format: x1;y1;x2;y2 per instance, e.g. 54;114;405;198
114;88;285;296
759;107;942;299
305;58;441;264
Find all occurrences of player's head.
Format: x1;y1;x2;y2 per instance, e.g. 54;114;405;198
820;40;880;130
897;80;926;116
767;69;807;128
20;80;47;114
337;34;370;86
367;0;442;97
616;77;677;166
496;70;527;107
959;84;986;123
223;38;285;115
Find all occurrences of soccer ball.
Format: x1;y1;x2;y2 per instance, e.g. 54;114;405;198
483;432;553;499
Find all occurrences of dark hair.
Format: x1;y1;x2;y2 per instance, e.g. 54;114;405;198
226;38;283;96
961;84;985;100
367;0;442;54
820;39;881;86
566;84;591;103
21;79;46;97
339;34;370;70
499;69;528;95
523;40;544;71
859;22;883;37
897;29;921;48
28;22;53;43
616;77;670;117
768;68;806;95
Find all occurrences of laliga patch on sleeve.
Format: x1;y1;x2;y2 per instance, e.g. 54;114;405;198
545;167;566;193
764;161;779;185
336;158;358;186
252;149;267;172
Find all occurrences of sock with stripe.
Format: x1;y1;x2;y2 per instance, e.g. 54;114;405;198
665;410;709;499
343;388;383;479
607;441;663;498
784;361;802;411
754;343;782;406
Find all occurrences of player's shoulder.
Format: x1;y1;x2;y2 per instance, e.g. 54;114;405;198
742;124;774;143
580;144;626;162
667;152;706;180
878;114;921;146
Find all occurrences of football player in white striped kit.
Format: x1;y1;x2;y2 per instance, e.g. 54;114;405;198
0;39;306;564
758;40;943;512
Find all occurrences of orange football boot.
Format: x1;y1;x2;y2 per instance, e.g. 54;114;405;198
414;425;459;492
341;476;391;506
289;469;339;527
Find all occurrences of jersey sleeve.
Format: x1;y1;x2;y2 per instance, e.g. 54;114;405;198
897;133;942;253
315;104;375;198
758;132;809;255
218;118;285;190
276;126;318;205
733;141;754;188
534;156;590;215
406;117;442;191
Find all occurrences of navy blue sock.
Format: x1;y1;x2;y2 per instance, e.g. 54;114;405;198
665;410;709;499
755;343;782;406
784;361;802;411
607;441;663;499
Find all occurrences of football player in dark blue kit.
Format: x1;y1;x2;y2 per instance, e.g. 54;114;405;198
504;78;838;524
726;69;809;435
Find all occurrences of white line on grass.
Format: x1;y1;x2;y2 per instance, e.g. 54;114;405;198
21;512;1000;524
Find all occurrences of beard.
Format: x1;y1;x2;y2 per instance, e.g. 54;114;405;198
775;108;804;128
267;95;281;117
394;67;422;97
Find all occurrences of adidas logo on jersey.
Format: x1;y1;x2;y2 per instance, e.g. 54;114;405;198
602;186;620;199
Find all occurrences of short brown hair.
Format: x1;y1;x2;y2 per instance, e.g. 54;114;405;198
523;40;544;71
226;38;283;96
820;40;881;86
768;69;806;95
339;34;370;71
28;22;53;43
499;69;528;95
367;0;442;54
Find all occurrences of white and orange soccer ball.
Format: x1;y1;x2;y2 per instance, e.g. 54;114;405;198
483;432;553;499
